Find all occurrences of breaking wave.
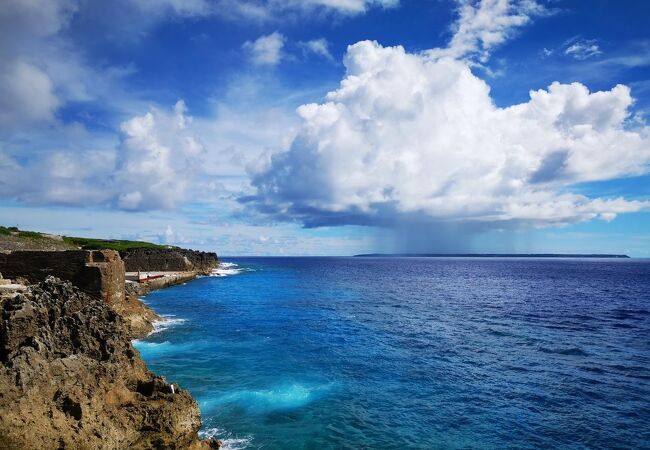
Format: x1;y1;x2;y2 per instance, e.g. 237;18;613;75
210;262;254;277
150;315;187;335
199;427;252;450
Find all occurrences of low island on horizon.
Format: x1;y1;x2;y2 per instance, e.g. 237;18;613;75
354;253;631;258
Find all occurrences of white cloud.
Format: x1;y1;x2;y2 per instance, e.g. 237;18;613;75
0;100;205;211
0;146;116;206
130;0;212;17
0;0;76;43
279;0;398;14
0;0;144;128
299;38;334;61
0;61;60;125
248;41;650;229
0;0;75;126
217;0;398;20
116;101;205;210
243;32;286;66
564;38;602;60
428;0;548;63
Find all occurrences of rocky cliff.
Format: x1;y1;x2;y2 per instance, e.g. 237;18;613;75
0;277;219;450
121;248;218;274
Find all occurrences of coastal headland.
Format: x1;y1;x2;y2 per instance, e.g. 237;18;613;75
0;228;220;449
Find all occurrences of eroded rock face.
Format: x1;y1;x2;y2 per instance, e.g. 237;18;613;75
0;277;218;450
121;248;218;274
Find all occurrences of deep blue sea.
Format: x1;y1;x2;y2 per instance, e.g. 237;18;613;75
134;257;650;450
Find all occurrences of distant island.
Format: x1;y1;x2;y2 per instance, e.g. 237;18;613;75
354;253;630;258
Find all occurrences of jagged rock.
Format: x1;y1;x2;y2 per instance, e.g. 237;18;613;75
121;248;218;274
0;277;219;450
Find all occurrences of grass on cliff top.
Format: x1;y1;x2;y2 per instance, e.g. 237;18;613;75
62;236;169;252
1;225;168;252
1;226;50;239
0;226;20;235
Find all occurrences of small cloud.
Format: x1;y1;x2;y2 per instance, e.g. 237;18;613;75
564;38;602;60
298;38;334;61
427;0;550;63
217;0;399;21
242;32;286;66
541;47;553;58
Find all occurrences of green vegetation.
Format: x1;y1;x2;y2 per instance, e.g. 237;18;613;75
1;226;43;239
17;230;44;239
0;226;19;235
1;225;167;252
62;236;167;252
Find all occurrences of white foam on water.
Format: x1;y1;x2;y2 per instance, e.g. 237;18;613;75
209;262;254;278
200;382;333;414
132;339;202;357
132;340;175;357
149;315;187;335
199;427;252;450
132;340;171;349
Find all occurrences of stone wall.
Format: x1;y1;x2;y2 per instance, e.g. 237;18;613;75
121;248;218;274
0;250;125;305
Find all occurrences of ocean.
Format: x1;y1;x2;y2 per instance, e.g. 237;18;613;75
133;257;650;449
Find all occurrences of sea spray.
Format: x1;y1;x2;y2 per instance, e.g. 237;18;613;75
149;315;187;335
199;427;252;450
210;262;255;277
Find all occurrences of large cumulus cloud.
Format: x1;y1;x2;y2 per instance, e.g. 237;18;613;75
246;40;650;229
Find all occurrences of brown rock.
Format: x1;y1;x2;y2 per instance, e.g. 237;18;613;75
0;277;214;449
121;248;218;274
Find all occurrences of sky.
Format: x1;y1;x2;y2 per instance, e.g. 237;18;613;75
0;0;649;256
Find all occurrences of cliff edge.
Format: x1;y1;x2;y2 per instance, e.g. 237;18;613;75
0;277;219;449
121;248;218;274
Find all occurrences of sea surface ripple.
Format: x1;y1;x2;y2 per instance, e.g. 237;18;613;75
134;257;650;449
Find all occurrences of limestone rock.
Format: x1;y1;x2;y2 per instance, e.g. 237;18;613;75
0;277;218;450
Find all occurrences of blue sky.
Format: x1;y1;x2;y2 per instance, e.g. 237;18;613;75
0;0;649;256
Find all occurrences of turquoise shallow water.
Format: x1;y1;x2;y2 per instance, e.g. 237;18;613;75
134;257;650;449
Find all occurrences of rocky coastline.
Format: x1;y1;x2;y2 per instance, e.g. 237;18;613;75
0;239;220;449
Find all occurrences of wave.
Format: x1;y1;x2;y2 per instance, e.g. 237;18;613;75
132;339;207;358
149;315;187;335
132;340;175;356
200;382;333;414
209;262;254;278
199;427;252;450
132;340;185;356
